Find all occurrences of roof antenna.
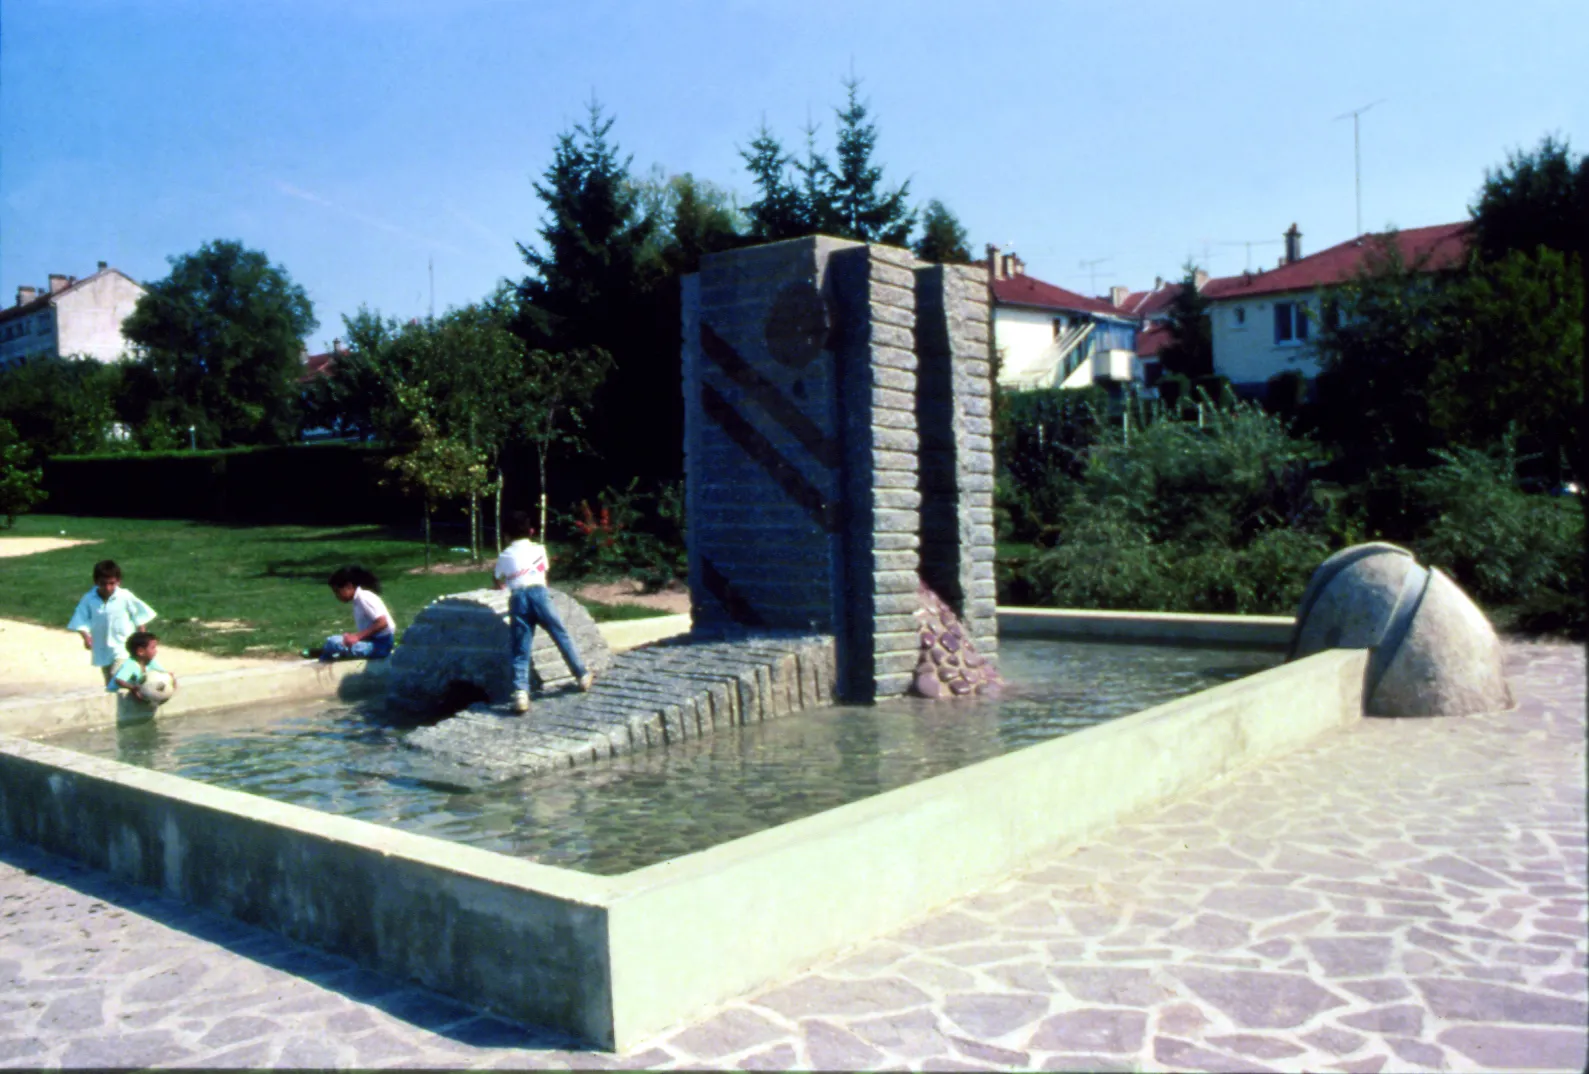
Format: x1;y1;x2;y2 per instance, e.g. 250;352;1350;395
1334;100;1385;236
1079;257;1111;294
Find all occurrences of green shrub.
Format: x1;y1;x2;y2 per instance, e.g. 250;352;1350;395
1016;403;1336;614
994;385;1108;543
1401;441;1584;633
0;419;45;528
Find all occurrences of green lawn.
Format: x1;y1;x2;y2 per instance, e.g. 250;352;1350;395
0;515;669;658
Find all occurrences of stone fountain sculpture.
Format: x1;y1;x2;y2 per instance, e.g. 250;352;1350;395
1288;542;1512;717
396;236;1004;780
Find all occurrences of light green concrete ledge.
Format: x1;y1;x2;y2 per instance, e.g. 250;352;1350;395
999;607;1296;647
0;614;694;740
0;644;1367;1049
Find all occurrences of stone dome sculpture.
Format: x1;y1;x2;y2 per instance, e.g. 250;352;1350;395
384;587;612;715
1288;543;1512;717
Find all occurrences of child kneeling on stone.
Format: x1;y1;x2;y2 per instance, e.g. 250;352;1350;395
494;510;593;714
319;565;396;661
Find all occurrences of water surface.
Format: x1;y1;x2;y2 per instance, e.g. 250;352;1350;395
46;639;1280;874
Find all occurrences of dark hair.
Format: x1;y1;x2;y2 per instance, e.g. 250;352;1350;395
93;559;122;583
328;565;381;594
507;510;537;539
126;631;157;656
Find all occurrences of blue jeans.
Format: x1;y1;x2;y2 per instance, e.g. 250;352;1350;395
510;585;586;693
321;633;394;662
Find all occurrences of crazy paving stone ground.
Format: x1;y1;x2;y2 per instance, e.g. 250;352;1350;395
1;640;1584;1071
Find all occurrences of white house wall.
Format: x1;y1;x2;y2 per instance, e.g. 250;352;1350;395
1209;290;1322;387
53;274;145;362
993;306;1068;386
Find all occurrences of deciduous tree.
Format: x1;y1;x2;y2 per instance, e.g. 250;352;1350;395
121;240;316;447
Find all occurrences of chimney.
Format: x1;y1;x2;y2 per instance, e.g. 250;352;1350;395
48;274;70;293
16;286;37;307
332;338;347;354
1154;276;1164;290
986;244;1001;280
1009;253;1025;277
1192;269;1209;292
1109;285;1129;308
1283;223;1302;265
97;260;108;272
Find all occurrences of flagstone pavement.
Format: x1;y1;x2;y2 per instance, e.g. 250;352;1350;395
1;640;1584;1071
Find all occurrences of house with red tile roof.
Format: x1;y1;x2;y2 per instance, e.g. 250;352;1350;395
1201;222;1469;390
0;264;147;370
986;247;1143;391
299;341;347;383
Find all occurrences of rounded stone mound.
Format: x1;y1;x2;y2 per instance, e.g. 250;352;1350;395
1289;543;1512;717
384;587;612;714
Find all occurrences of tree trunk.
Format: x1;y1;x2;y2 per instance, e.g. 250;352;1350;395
537;444;549;537
422;498;432;569
494;467;503;552
470;494;480;563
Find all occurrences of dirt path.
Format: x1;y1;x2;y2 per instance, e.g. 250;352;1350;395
0;537;99;558
0;618;285;700
574;578;690;614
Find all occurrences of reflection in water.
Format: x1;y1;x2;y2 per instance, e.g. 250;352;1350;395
51;640;1279;875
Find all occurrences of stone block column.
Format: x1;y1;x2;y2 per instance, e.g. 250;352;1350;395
832;244;922;701
914;263;999;660
684;237;994;702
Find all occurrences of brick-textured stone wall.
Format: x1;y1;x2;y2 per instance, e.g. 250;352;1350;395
683;237;992;703
914;264;999;660
685;237;856;636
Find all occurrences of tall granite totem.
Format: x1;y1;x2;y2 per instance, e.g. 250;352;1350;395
683;237;998;702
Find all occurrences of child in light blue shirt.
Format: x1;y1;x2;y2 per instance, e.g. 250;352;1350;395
67;559;156;685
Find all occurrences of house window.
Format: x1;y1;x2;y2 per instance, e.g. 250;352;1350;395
1274;301;1309;344
1052;318;1065;338
1233;307;1246;326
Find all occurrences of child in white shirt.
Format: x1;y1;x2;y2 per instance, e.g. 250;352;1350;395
494;511;592;713
319;565;396;661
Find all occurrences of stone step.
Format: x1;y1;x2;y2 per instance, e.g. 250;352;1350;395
403;632;836;783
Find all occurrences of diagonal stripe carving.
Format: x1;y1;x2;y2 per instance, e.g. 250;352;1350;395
699;555;765;626
701;381;838;533
700;322;842;469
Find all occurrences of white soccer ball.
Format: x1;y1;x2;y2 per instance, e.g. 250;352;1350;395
139;670;176;705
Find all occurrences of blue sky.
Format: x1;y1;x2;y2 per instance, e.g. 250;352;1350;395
3;1;1585;351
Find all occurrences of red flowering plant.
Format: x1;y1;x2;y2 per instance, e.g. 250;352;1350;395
556;479;686;586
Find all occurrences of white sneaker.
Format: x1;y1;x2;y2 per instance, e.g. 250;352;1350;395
511;690;530;714
577;672;595;692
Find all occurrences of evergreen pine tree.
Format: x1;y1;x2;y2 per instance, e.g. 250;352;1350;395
742;126;807;242
516;100;657;354
1158;264;1214;379
741;76;914;246
829;77;913;245
913;200;972;263
514;101;681;490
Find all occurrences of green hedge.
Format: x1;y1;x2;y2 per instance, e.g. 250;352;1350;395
41;442;418;524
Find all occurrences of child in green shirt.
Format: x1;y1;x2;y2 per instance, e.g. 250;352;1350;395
109;631;177;703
